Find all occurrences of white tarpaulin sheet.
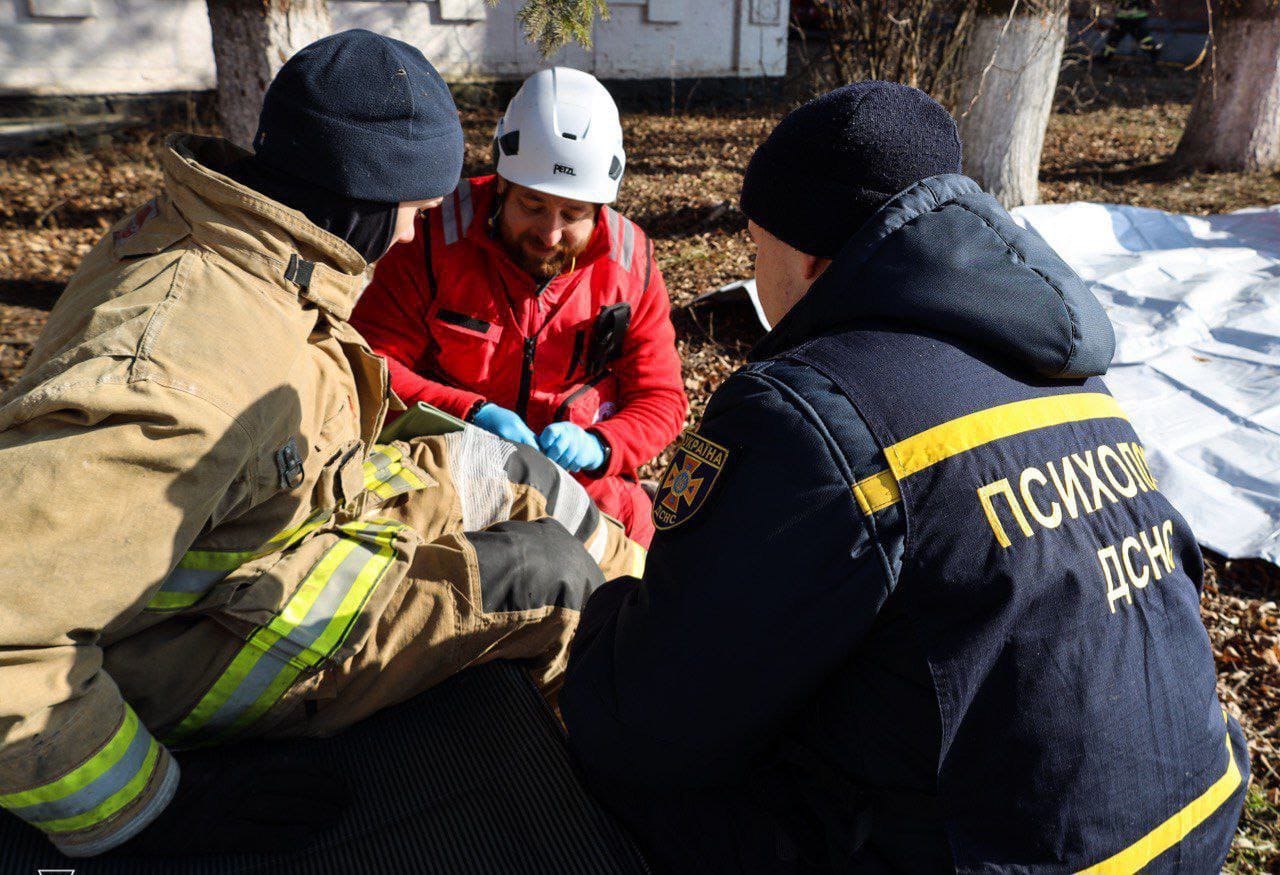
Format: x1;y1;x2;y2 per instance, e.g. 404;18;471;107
1012;203;1280;566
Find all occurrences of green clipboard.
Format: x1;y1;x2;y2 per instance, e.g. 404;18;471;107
378;401;468;443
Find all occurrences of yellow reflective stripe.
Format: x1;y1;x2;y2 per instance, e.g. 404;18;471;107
260;507;332;553
166;539;358;743
398;467;428;490
222;662;306;741
1077;728;1242;874
157;443;417;613
363;444;428;500
217;524;396;739
371;479;401;500
885;393;1128;481
176;550;256;572
0;707;141;809
299;524;395;663
854;470;902;516
31;740;160;835
363;444;404;489
273;538;361;640
147;508;334;612
146;591;203;611
181;510;331;572
164;521;403;746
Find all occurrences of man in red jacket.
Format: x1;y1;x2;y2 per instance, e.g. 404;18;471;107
352;68;686;546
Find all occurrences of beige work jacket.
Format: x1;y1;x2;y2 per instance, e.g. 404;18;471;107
0;135;636;857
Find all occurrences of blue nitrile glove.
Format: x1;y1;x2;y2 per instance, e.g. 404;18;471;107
473;403;538;447
538;422;606;473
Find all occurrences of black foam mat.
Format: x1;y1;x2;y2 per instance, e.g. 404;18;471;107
1;661;649;874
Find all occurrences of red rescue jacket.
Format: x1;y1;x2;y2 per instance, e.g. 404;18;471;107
353;175;687;484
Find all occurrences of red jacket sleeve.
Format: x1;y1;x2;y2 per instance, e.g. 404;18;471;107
352;221;486;420
590;246;689;476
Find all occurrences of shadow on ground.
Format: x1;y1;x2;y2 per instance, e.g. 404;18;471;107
0;280;63;312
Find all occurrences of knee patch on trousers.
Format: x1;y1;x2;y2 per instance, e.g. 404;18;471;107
469;518;605;614
504;443;600;540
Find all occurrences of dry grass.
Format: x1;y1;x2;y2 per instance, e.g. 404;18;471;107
1;58;1278;870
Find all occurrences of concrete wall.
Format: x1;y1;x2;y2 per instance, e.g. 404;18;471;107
0;0;790;97
1;0;216;96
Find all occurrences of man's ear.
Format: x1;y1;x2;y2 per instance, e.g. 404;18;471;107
491;179;510;229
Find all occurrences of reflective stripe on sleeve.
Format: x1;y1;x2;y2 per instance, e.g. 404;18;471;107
853;470;901;516
363;443;429;500
620;217;636;271
149;446;424;614
605;208;621;262
146;507;334;612
457;179;474;235
162;520;405;747
441;192;459;245
0;705;163;836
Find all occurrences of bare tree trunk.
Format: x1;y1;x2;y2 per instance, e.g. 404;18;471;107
954;4;1068;208
1174;0;1280;172
206;0;334;148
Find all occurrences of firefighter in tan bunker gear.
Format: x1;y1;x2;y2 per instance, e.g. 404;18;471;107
0;31;643;859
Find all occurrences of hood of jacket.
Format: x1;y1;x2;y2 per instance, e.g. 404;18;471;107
751;174;1115;379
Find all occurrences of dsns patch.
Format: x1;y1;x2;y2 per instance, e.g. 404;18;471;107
652;431;729;531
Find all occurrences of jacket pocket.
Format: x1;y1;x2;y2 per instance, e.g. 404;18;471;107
555;372;619;428
164;521;416;746
429;309;501;384
311;438;367;511
148;439;365;617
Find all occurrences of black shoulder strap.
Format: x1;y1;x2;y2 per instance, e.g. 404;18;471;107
422;227;439;299
643;239;654;294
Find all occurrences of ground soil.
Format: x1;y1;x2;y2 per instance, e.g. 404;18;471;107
1;59;1277;870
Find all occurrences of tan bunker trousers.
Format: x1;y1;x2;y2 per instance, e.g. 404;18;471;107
101;429;645;746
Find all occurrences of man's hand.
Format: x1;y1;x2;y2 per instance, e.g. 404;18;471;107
117;744;349;857
538;422;606;473
472;403;538;447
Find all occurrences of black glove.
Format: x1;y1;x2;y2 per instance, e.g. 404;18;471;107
118;741;350;857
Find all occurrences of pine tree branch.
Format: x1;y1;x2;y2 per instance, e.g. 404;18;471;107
487;0;610;57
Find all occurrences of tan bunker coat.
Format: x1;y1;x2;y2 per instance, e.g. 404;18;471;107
0;135;644;857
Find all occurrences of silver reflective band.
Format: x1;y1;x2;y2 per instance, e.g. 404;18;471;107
620;216;635;271
164;521;403;746
442;190;459;245
606;208;621;262
457;178;474;237
8;727;151;826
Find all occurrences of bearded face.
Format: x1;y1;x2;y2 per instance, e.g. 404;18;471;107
494;181;598;282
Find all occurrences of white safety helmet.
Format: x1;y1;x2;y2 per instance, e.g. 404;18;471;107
493;67;626;205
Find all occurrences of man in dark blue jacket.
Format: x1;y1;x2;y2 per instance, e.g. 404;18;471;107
560;82;1248;873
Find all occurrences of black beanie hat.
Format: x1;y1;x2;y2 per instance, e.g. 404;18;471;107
740;81;962;258
253;29;465;204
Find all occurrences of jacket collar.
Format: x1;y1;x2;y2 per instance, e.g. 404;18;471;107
751;174;1115;379
161;134;368;322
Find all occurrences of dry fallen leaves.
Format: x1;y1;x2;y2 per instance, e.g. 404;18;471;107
2;62;1278;871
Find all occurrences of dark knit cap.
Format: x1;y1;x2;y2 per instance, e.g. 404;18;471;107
740;81;962;258
253;29;464;204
